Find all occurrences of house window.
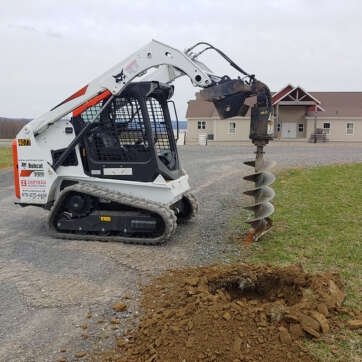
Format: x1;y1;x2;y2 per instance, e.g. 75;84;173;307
277;123;281;132
323;122;330;135
197;120;206;130
298;123;304;132
229;122;236;135
346;123;354;135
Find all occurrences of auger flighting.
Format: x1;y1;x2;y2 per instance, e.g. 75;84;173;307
243;85;276;242
244;144;276;242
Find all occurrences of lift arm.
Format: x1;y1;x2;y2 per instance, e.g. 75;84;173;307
28;39;273;143
28;40;220;136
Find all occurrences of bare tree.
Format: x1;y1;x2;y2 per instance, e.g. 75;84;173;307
0;118;30;139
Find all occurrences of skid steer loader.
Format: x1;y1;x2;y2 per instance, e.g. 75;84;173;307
12;40;275;244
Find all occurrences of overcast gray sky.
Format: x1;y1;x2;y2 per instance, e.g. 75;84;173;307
1;0;361;119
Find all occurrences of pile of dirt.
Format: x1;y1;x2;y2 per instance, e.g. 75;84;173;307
94;264;348;361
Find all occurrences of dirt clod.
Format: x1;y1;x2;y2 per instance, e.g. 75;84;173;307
347;320;362;329
289;323;305;339
303;326;320;338
328;280;345;307
310;311;329;333
185;277;199;286
113;302;127;313
279;326;292;344
90;264;347;361
299;314;320;332
74;351;86;358
317;303;329;316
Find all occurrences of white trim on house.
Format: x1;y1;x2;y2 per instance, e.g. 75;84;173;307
294;85;323;105
273;85;322;105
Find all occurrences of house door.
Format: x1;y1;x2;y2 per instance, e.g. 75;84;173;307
282;122;296;138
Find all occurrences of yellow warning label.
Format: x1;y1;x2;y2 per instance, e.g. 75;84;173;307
18;139;31;146
100;216;111;222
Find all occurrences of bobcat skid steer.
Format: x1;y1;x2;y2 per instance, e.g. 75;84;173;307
12;40;274;244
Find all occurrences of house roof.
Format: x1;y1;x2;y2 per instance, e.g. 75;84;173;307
186;85;362;119
308;92;362;117
272;85;294;104
186;92;217;118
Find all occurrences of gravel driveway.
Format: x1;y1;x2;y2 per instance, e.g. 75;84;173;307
0;142;361;361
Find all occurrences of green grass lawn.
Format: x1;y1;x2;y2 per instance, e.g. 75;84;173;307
0;147;12;169
243;163;362;361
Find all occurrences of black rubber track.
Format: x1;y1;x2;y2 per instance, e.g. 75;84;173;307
48;183;178;245
177;191;199;223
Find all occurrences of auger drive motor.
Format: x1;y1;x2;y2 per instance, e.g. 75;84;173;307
12;40;275;244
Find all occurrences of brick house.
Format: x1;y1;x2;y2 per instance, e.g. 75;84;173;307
186;85;362;143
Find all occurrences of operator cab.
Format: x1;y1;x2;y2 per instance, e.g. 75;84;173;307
72;82;181;182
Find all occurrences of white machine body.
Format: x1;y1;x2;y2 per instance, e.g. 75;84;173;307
14;40;219;207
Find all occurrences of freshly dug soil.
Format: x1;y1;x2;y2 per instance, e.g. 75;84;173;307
94;264;346;361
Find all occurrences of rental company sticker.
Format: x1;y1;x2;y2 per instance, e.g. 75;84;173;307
19;160;48;202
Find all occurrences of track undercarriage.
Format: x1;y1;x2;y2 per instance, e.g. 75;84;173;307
49;183;198;245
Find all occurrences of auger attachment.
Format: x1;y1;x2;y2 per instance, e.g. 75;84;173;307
243;144;276;242
243;80;275;242
198;75;275;241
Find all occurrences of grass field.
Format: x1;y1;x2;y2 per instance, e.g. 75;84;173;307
236;163;362;361
0;147;12;169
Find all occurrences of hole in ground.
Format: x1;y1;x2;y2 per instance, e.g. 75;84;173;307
208;273;303;306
